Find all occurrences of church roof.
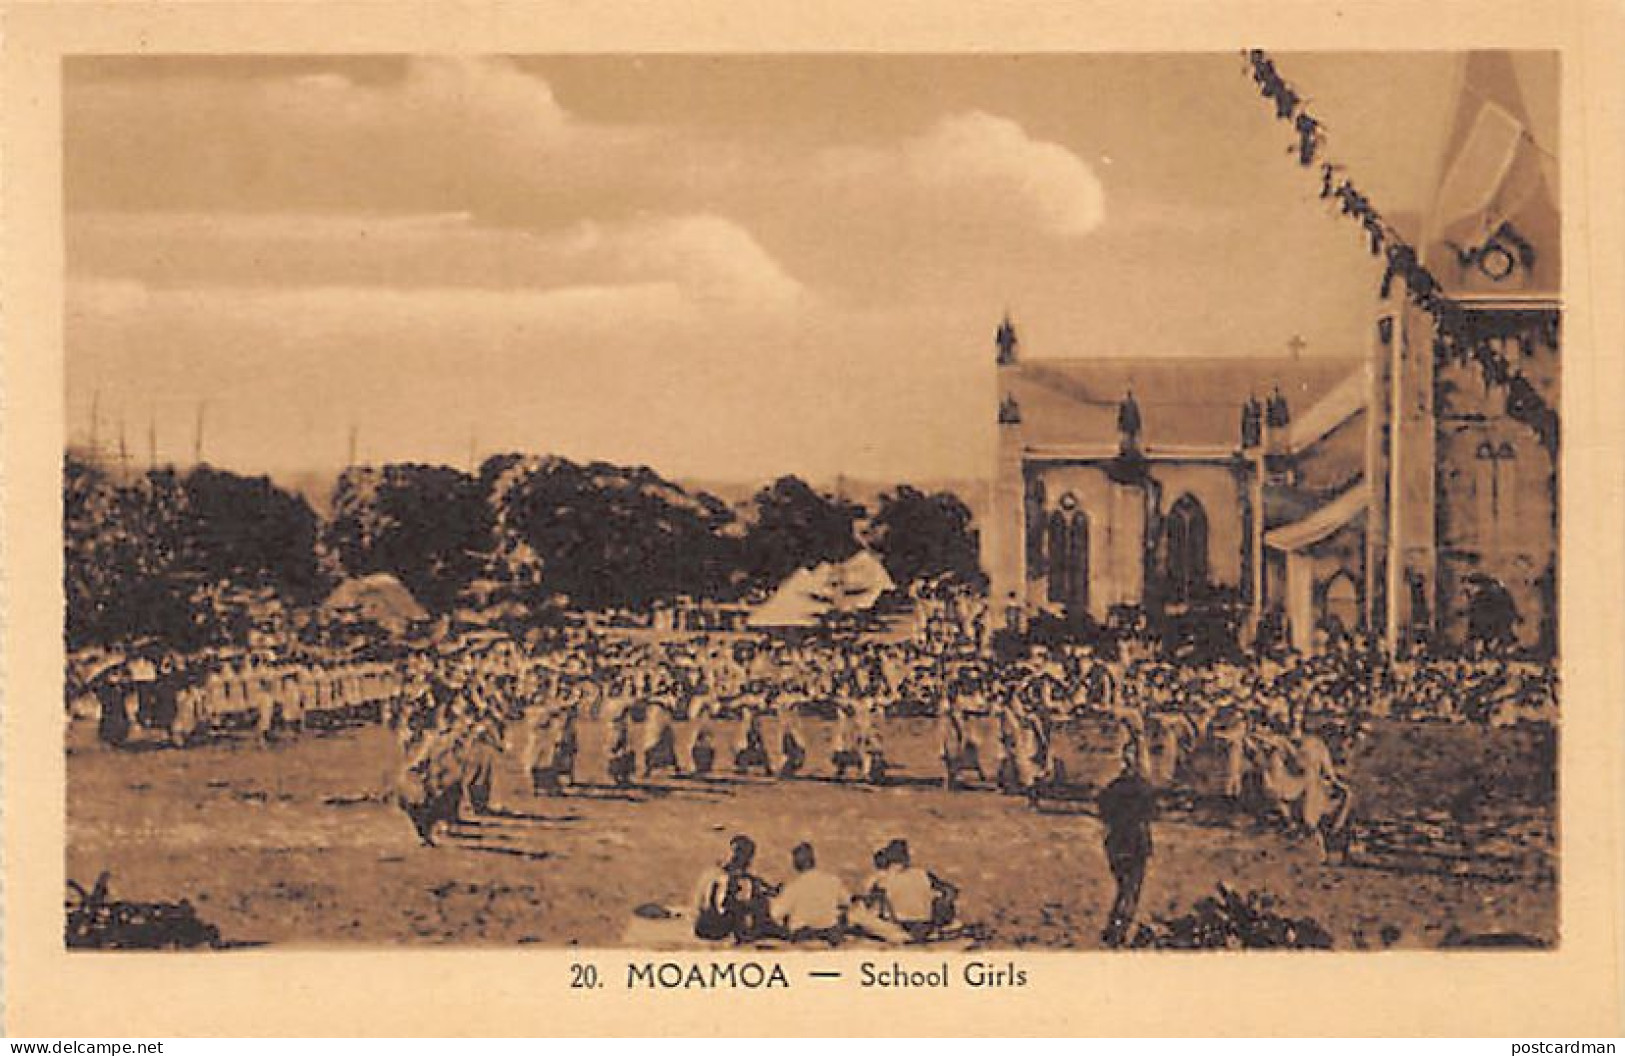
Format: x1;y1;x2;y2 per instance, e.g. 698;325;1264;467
1006;355;1363;449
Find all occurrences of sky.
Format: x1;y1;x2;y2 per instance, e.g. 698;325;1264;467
64;52;1490;485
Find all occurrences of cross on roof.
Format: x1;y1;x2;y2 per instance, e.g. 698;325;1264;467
1287;334;1308;358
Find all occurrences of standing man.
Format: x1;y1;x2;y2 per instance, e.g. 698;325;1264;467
1098;741;1156;948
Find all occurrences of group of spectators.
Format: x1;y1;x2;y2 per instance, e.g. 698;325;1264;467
692;834;960;945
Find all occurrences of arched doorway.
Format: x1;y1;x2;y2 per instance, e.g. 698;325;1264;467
1465;574;1520;653
1046;500;1089;613
1162;494;1209;604
1321;570;1360;640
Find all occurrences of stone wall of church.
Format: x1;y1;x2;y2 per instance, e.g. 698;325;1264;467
1145;462;1248;590
1389;302;1444;644
1019;464;1139;622
983;418;1028;619
1432;332;1559;653
983;342;1030;623
1018;460;1246;622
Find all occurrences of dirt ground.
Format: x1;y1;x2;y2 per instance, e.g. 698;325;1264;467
65;715;1557;950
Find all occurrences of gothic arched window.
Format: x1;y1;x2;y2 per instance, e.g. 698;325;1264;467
1025;476;1047;578
1065;513;1089;611
1046;511;1071;605
1046;499;1089;611
1163;494;1209;603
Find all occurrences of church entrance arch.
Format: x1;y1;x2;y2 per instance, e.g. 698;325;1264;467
1321;570;1360;640
1465;574;1520;653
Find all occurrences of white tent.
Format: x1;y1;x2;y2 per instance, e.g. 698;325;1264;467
747;550;896;629
809;549;895;612
322;572;429;631
747;567;827;628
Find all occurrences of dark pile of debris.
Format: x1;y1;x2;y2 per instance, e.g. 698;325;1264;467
66;872;221;950
1129;884;1334;950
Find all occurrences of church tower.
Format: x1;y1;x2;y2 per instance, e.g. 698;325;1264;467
1376;50;1560;655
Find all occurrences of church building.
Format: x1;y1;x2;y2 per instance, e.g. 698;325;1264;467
981;51;1559;657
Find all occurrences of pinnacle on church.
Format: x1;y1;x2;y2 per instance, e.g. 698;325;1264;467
995;313;1019;365
1241;393;1264;448
1266;385;1291;429
1117;388;1143;452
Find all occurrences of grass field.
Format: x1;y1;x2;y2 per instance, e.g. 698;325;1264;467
65;714;1556;950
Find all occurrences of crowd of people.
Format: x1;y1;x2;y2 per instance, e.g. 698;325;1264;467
352;619;1555;863
67;594;1558;943
68;644;408;747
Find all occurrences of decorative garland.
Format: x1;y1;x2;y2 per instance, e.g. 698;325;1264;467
1244;50;1559;453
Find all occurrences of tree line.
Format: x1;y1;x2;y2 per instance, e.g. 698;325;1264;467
64;452;983;651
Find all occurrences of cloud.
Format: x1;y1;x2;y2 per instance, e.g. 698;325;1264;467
588;215;805;307
67;57;606;216
64;206;818;417
903;112;1106;237
70;61;1105;249
819;111;1106;239
69;210;806;309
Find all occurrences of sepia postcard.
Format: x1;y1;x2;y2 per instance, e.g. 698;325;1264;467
4;0;1623;1039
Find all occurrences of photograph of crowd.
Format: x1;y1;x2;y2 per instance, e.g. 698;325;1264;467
64;49;1559;951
